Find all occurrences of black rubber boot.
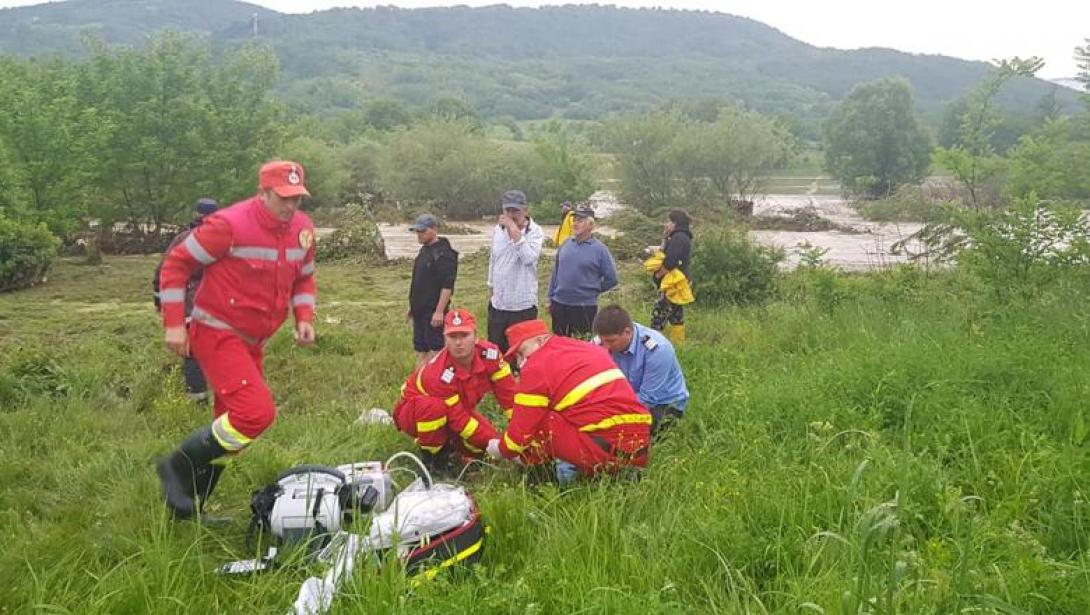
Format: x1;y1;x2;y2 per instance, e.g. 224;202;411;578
193;461;231;525
156;426;228;520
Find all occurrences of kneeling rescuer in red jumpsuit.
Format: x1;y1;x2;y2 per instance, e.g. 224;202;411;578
156;160;317;519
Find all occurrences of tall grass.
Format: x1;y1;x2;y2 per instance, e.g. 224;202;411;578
1;257;1088;613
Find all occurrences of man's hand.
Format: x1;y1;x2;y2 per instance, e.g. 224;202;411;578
486;439;503;460
295;321;316;346
165;326;189;358
430;311;444;328
497;213;513;230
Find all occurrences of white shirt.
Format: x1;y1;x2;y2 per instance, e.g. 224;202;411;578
487;218;544;311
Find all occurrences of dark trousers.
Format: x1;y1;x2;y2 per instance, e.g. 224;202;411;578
183;356;208;395
550;302;598;339
650;405;683;439
487;304;538;355
651;296;684;330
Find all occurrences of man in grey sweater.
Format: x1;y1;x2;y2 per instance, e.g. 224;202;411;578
547;206;618;338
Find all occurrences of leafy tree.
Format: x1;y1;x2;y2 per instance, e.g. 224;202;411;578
933;57;1044;208
603;107;793;213
364;98;413;131
378;119;505;217
0;57;106;234
823;77;931;199
77;34;283;232
1005;119;1090;200
527;121;597;206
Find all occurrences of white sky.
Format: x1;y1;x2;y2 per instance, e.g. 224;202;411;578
1;0;1085;78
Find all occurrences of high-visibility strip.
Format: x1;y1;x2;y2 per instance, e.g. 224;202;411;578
490;363;512;382
159;288;186;303
229;246;278;261
554;368;625;411
578;413;653;433
191;307;261;345
416;416;448;433
464;442;483;454
415;370;427;395
514;393;549;407
418;442;443;453
416;539;484;581
459;418;479;440
286;248;307;262
211;415;253;452
292;293;316;307
445;394;461;407
504;408;513;419
300;261;316;276
503;433;527;453
184;234;216;265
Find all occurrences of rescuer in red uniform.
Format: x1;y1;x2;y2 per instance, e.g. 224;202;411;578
156;160;317;519
486;319;651;478
394;308;516;475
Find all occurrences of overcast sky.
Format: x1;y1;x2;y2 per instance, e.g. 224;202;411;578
1;0;1085;78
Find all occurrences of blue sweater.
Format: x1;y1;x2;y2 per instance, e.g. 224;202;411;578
548;236;618;306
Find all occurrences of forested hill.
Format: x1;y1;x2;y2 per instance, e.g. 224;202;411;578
0;0;1077;123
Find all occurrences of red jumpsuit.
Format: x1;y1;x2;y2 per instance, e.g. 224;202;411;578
158;195;316;452
498;336;651;474
394;341;516;456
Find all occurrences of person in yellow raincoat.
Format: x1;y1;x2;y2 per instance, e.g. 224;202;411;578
553;201;574;247
643;210;693;344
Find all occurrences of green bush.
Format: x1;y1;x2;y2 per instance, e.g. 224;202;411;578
0;214;60;293
314;204;386;264
690;226;784;306
600;209;664;260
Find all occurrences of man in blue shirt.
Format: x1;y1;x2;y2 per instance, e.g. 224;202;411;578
547;206;619;338
593;304;688;436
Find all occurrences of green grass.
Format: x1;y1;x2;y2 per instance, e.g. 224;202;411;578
1;257;1089;613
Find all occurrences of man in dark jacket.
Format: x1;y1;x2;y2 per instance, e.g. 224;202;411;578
651;209;693;345
153;197;218;401
407;213;459;365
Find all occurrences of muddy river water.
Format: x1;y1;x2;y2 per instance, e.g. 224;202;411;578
344;191;927;270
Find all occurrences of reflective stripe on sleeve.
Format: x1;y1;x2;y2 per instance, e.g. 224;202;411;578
415;370;427;395
418;442;443;453
445;394;460;407
291;293;316;307
514;393;549;407
416;416;448;433
300;261;316;276
578;412;653;433
229;246;279;261
490;363;512;382
286;248;307;262
159;288;186;303
184;234;217;265
459;418;479;440
503;432;527;453
211;415;253;452
554;368;625;411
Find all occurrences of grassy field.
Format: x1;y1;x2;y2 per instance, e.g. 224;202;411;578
1;256;1089;613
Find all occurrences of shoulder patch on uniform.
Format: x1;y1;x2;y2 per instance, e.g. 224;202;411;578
642;335;658;351
484;347;498;361
440;367;455;384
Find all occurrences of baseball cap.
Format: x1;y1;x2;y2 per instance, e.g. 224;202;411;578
501;189;528;210
572;206;596;219
408;213;439;232
503;319;549;359
259;160;310;198
195;197;218;216
444;309;477;335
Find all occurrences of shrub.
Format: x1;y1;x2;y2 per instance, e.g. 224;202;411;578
691;226;784;306
0;214;61;293
314;204;386;264
600;209;664;260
